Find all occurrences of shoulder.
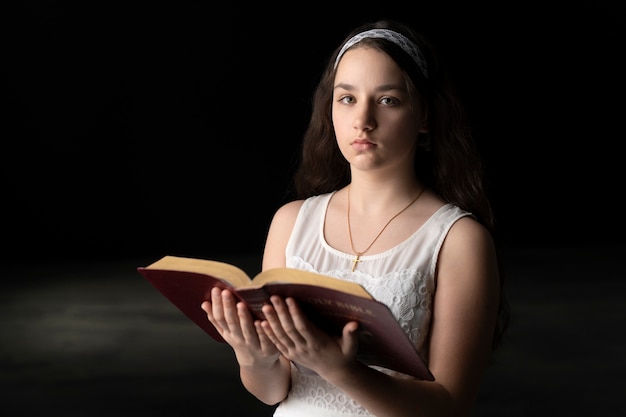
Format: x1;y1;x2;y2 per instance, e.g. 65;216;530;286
263;193;336;269
262;199;305;270
271;199;305;226
443;215;496;265
437;215;499;292
270;192;333;226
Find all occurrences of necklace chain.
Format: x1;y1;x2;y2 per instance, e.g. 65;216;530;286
347;185;425;271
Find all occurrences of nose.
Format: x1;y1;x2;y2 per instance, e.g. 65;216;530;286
353;102;376;132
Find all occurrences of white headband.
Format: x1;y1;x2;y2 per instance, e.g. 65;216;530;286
334;28;428;78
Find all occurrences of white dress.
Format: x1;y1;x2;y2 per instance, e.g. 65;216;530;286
273;192;472;417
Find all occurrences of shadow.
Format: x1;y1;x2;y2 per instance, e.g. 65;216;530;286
1;246;624;416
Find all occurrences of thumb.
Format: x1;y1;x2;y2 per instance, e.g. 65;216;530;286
340;321;360;358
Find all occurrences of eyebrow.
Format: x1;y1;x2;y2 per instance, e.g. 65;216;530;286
333;82;407;93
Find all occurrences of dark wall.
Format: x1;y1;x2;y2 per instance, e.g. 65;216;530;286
2;3;623;262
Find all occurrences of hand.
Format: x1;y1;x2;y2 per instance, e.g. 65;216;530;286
259;295;360;377
201;287;280;366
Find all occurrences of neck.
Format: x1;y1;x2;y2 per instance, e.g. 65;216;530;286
346;182;426;271
344;180;423;213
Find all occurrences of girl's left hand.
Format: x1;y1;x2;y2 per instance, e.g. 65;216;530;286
259;295;360;377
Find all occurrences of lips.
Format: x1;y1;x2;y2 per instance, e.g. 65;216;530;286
351;138;375;150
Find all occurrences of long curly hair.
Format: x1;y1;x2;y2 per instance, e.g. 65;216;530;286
291;19;509;352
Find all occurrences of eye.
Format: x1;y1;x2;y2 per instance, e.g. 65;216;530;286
379;96;398;106
338;95;355;105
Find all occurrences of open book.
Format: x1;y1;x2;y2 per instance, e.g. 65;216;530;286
137;255;434;380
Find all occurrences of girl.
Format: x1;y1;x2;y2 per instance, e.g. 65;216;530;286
203;19;508;417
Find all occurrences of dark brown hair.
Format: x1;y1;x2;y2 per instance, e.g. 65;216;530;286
292;19;509;352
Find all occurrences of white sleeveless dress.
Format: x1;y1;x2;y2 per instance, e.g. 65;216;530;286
273;192;472;417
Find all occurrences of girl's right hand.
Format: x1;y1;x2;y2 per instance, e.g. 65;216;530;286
201;287;281;367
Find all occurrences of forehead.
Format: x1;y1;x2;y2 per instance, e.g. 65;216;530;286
334;46;404;83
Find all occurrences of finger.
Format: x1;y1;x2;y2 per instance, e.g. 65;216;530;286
204;287;225;330
340;320;360;357
258;320;280;348
220;289;244;339
269;296;307;345
254;320;277;353
284;297;317;341
237;301;260;346
261;302;296;352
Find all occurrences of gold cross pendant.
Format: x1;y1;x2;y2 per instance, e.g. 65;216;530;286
351;254;361;272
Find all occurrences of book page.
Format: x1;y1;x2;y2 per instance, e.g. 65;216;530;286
145;256;253;288
251;268;372;299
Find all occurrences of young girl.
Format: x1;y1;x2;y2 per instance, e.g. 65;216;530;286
203;19;508;417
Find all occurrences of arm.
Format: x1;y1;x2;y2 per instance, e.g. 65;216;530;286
260;216;501;416
201;200;305;405
201;288;287;404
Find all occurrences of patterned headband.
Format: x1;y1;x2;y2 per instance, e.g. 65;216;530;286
333;28;428;78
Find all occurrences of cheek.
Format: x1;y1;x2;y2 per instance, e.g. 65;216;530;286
383;117;420;149
331;107;349;135
390;113;421;137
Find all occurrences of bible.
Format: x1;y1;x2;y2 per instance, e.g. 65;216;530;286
137;255;434;380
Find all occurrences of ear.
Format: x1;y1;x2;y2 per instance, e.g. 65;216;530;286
417;131;431;151
416;111;431;151
417;106;429;133
418;115;429;134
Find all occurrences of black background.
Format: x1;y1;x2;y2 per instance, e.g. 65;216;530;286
2;2;624;263
2;4;625;416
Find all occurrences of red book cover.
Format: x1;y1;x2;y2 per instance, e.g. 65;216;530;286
138;256;434;381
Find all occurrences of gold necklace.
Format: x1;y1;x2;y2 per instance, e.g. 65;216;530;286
347;186;425;271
